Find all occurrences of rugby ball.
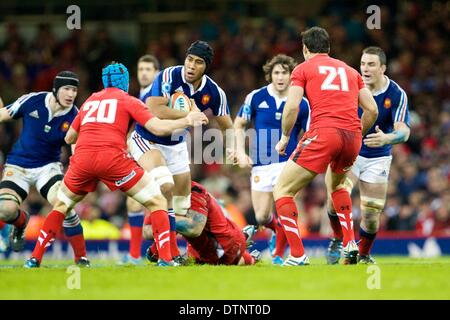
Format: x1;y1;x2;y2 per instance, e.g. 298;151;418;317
168;92;191;112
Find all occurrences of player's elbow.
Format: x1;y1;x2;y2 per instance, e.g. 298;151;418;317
184;224;203;238
65;132;77;144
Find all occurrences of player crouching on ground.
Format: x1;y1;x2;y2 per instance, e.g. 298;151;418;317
24;62;208;268
143;181;261;266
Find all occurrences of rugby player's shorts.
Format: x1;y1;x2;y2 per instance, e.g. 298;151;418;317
128;130;190;175
0;162;64;201
251;161;286;192
351;155;392;184
64;150;145;195
290;127;362;174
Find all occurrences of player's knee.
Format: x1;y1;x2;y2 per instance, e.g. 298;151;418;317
159;182;174;202
144;194;167;212
142;224;154;240
331;177;353;194
361;197;384;233
173;194;191;216
0;199;19;221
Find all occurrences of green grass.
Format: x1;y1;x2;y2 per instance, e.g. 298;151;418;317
1;257;450;300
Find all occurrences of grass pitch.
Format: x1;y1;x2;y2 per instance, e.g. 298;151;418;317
1;256;449;300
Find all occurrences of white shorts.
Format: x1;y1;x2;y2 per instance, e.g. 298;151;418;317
0;162;63;200
351;155;392;184
128;131;190;176
251;162;286;192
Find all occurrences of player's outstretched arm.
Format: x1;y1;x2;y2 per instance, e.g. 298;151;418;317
0;106;12;123
175;210;207;238
229;116;253;168
144;111;208;136
363;122;410;148
65;127;79;144
276;85;303;155
146;96;190;120
358;87;379;136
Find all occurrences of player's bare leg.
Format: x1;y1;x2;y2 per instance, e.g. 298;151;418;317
126;172;174;265
273;160;316;265
251;190;287;263
26;182;85;267
357;180;386;264
0;188;29;252
327;169;359;264
46;181;88;266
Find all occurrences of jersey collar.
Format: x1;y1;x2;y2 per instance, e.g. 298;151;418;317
45;92;74;122
372;76;390;96
267;83;287;110
181;66;207;95
140;84;152;100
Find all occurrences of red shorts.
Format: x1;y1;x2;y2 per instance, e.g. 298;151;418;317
187;227;247;265
64;150;144;195
290;127;362;174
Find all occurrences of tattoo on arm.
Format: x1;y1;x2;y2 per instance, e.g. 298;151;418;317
390;129;408;145
176;211;207;237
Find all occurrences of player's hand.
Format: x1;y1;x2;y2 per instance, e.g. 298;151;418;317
226;148;253;168
189;99;201;112
186;111;208;126
363;125;388;148
275;135;290;156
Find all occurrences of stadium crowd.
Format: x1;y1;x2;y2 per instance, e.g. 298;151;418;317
0;1;448;239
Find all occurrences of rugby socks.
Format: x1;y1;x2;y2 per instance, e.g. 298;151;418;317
168;208;180;257
150;210;172;262
63;211;87;262
32;210;65;263
331;189;355;246
359;227;377;256
327;210;344;240
0;220;5;229
274;217;288;258
128;210;145;259
275;197;305;257
263;214;277;232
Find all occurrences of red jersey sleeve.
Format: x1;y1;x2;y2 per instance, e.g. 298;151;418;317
71;113;81;132
127;98;154;127
190;187;209;217
357;72;365;90
290;64;306;88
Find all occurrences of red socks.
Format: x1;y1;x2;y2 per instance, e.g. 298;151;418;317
359;228;377;256
274;219;288;257
275;197;305;257
331;189;355;246
129;226;143;259
328;211;344;240
11;210;27;228
150;210;172;262
0;220;5;229
32;210;65;263
264;215;277;232
67;234;87;262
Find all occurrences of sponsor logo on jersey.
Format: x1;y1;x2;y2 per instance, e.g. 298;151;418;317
201;94;210;105
115;170;137;187
384;98;391;109
29;110;39;119
254;175;260;183
61;121;70;132
44;125;51;133
162;82;171;94
275;112;282;120
6;171;13;177
174;86;184;93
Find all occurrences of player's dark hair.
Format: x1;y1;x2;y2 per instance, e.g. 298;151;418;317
362;46;387;66
138;54;160;70
263;54;297;82
301;27;330;54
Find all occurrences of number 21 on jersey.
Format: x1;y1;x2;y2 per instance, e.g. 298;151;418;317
81;99;117;125
319;66;349;91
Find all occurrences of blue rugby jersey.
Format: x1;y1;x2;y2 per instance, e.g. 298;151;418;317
135;65;229;145
359;76;410;158
5;92;77;168
237;84;310;166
